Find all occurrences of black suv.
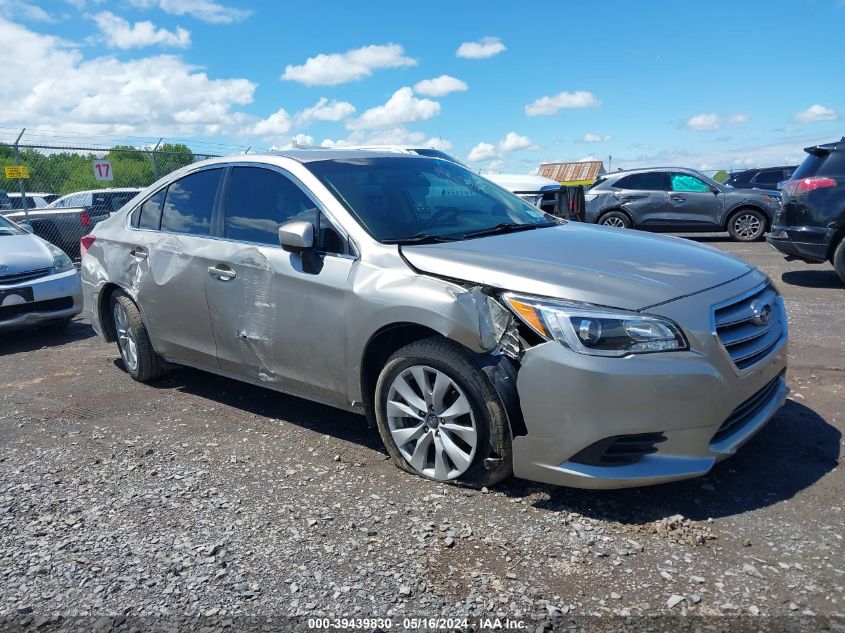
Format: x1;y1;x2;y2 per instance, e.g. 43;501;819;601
767;138;845;284
725;166;796;190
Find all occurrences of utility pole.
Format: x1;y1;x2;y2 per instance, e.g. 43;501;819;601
13;128;28;221
150;138;163;180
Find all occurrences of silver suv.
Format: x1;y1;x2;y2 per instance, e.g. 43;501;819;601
81;152;788;489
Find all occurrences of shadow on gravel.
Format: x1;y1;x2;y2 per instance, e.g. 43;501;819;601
677;234;733;244
0;318;95;355
781;269;842;289
513;400;840;523
133;362;385;454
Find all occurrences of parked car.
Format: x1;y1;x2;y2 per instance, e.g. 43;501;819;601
725;166;797;190
3;188;142;259
81;152;788;489
0;190;10;211
767;138;845;284
585;167;782;241
0;213;82;331
8;192;51;209
48;188;142;211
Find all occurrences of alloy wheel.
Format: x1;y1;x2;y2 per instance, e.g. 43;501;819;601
113;302;139;372
386;365;478;481
733;213;762;240
602;216;627;228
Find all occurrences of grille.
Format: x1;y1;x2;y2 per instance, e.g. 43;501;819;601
713;284;785;371
0;267;52;285
0;296;74;321
712;374;783;444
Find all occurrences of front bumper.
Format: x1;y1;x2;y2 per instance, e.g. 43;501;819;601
766;225;834;263
0;268;82;331
511;274;788;489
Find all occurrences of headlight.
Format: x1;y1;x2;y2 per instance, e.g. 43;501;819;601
47;244;74;273
502;293;688;357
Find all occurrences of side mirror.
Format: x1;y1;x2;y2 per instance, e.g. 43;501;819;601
711;187;720;195
278;220;315;252
19;223;34;233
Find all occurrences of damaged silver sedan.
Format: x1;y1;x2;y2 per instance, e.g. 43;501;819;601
81;151;788;489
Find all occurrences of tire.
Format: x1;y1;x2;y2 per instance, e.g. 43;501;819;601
374;337;512;488
110;290;163;382
598;210;632;229
727;208;767;242
833;239;845;286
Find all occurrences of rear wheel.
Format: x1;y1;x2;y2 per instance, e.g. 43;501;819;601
110;291;163;382
833;239;845;286
728;208;766;242
598;211;631;229
374;338;512;487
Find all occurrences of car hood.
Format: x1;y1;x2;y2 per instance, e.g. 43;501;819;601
402;223;753;310
0;234;55;273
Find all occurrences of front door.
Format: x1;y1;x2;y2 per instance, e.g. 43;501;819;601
204;165;354;406
666;172;722;230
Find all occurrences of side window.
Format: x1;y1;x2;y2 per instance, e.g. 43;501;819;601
753;170;781;187
137;189;166;230
670;173;710;193
160;169;222;236
615;172;665;191
224;167;320;246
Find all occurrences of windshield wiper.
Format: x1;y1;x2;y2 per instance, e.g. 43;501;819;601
382;233;461;245
461;222;555;239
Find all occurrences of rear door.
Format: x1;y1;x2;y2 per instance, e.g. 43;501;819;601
666;172;722;229
611;171;669;227
204;165;355;406
130;168;224;368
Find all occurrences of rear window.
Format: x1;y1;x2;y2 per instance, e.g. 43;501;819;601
588;177;608;190
793;150;845;179
614;172;664;191
753;170;782;187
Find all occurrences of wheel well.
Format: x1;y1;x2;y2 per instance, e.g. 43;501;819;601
597;208;633;227
724;205;770;231
98;283;124;342
360;323;441;423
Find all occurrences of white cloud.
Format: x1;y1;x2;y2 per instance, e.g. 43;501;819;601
128;0;250;24
320;127;452;152
412;75;468;97
294;97;356;126
794;104;838;123
0;17;255;136
499;132;536;152
467;142;498;162
686;112;750;131
269;133;315;151
467;131;537;163
456;36;506;59
582;133;613;143
250;107;292;137
347;87;440;130
525;91;600;116
0;0;54;21
282;43;416;86
92;11;190;49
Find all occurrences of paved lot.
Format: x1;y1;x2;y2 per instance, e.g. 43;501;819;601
1;235;843;630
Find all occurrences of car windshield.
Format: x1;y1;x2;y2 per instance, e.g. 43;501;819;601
307;157;556;243
0;213;25;235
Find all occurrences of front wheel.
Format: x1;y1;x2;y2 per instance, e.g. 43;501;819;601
728;209;766;242
374;338;512;487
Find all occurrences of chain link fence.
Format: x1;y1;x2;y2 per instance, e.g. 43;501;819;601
0;130;237;260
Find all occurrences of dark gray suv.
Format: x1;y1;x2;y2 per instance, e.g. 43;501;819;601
585;167;782;241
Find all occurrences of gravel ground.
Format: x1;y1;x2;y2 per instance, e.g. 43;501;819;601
1;235;843;632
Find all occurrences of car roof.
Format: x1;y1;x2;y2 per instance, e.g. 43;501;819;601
266;149;434;163
602;167;701;177
57;187;143;195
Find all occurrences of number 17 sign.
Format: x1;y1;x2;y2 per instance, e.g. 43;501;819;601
93;160;113;181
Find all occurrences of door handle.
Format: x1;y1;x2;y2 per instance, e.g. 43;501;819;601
670;195;686;202
208;265;236;281
129;249;148;259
